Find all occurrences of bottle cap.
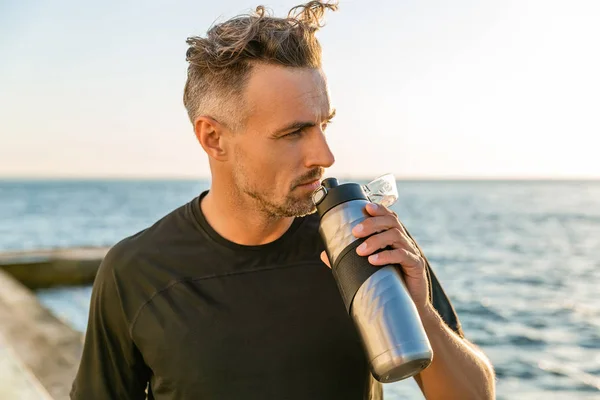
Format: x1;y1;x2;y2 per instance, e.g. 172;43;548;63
312;178;369;218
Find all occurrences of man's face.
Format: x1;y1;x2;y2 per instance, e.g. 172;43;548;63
228;64;335;218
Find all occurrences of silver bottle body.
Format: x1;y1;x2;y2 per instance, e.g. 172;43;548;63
319;199;433;382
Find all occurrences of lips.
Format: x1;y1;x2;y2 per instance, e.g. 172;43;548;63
299;179;320;186
296;179;322;191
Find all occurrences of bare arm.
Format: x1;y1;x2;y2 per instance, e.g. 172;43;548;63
413;305;496;400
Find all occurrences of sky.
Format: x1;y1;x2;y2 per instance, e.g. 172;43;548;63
1;0;599;179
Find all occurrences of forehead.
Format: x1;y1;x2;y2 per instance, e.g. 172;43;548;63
243;64;331;127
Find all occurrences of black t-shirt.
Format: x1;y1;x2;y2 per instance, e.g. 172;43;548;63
71;191;463;400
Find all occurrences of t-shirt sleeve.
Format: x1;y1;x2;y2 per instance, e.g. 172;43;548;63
70;246;150;399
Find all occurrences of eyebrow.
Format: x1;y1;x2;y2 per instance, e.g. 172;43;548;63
272;108;336;136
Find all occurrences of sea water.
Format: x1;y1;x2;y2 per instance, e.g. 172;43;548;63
1;179;599;399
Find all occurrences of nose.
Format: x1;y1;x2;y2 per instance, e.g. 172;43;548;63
305;129;335;169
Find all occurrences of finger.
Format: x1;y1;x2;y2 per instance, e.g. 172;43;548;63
320;251;331;268
363;210;420;256
356;227;415;257
364;202;395;217
352;215;398;238
367;248;424;277
358;204;416;247
397;221;422;256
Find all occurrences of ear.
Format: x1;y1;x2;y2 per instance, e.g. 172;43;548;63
194;116;230;162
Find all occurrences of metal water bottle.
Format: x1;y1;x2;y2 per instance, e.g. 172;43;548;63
312;177;433;383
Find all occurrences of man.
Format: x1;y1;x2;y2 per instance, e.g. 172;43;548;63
71;1;495;399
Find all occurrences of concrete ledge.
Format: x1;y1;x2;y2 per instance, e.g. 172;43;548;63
0;332;54;400
0;247;108;289
0;269;84;399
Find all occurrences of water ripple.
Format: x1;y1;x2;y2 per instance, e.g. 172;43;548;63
2;179;599;400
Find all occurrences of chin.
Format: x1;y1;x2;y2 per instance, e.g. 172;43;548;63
253;189;316;218
294;205;317;218
277;196;316;218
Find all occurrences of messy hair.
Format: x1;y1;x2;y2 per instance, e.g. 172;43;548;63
183;1;339;131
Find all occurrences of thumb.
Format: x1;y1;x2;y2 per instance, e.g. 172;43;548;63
320;251;331;269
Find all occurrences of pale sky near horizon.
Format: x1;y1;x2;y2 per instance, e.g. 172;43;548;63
1;0;599;179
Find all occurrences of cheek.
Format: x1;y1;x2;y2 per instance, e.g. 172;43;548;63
254;140;299;170
236;140;280;178
235;136;304;187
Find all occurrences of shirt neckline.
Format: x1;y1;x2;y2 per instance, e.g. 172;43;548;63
190;190;306;252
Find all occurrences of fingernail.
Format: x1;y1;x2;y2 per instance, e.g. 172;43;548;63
369;203;378;211
369;254;378;262
357;243;367;253
354;224;363;233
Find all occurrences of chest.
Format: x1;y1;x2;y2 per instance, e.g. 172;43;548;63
135;264;370;399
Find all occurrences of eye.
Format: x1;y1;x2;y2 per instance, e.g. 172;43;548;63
284;129;303;138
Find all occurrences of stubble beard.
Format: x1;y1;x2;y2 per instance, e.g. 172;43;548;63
245;188;316;218
232;155;321;218
235;169;317;218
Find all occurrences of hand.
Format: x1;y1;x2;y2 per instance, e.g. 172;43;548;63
320;202;430;311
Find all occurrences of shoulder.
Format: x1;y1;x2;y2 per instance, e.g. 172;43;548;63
93;198;203;321
103;197;202;273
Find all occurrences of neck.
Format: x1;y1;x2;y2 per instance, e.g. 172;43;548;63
200;181;295;246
